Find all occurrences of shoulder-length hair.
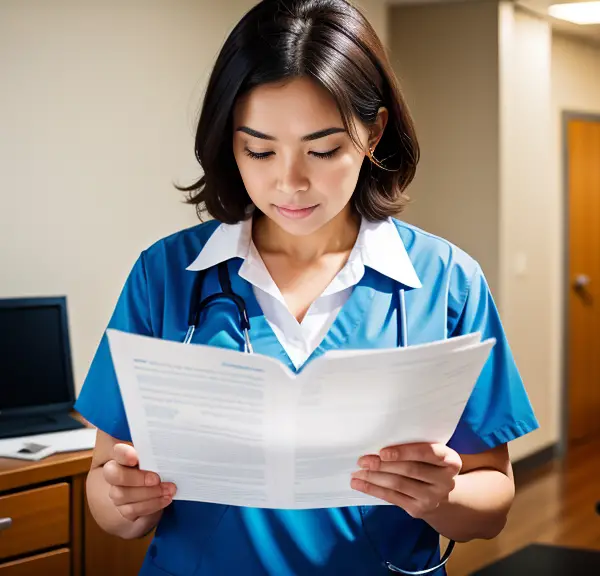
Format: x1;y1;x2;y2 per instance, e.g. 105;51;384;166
179;0;420;223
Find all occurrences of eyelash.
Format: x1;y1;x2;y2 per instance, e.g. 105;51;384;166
244;147;341;161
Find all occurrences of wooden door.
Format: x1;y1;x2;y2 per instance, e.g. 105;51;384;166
567;117;600;444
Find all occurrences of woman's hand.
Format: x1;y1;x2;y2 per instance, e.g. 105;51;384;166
103;443;177;523
351;443;462;519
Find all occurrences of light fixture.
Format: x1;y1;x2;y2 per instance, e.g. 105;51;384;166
548;1;600;25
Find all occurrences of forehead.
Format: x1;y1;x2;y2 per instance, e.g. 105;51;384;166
233;77;343;134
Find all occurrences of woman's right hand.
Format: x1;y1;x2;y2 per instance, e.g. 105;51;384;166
103;443;177;523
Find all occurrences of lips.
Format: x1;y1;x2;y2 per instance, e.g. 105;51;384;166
275;205;318;220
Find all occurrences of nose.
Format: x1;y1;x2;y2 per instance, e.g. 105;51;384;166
276;156;309;195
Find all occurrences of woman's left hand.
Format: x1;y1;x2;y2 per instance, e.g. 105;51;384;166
351;443;463;519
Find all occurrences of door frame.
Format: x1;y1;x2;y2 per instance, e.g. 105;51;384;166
560;111;600;456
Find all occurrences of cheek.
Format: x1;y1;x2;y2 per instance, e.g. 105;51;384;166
318;153;364;199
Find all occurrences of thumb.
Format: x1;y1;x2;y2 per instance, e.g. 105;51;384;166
112;443;139;468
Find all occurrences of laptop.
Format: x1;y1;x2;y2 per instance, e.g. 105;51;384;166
0;296;86;439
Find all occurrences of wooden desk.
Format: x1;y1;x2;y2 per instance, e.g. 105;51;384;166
0;450;151;576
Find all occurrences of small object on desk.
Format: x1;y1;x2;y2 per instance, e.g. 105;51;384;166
0;427;96;461
18;442;48;454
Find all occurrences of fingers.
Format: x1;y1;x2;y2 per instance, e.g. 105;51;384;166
108;483;177;506
113;444;139;467
103;459;159;488
350;477;420;516
379;443;451;466
366;460;455;486
440;448;463;474
350;471;448;518
104;444;161;488
104;443;177;521
117;495;173;522
352;470;433;501
359;444;462;476
353;444;462;518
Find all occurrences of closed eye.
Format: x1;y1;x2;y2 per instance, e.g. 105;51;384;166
310;147;341;159
244;149;273;160
243;147;341;161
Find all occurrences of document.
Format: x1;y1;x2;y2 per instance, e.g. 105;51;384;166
107;329;495;509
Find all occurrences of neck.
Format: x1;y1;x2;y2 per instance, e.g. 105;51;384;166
253;206;360;262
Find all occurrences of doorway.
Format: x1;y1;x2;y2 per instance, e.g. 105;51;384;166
564;113;600;446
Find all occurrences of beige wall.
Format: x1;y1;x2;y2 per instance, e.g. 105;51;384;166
389;1;566;460
389;1;501;295
498;4;555;458
1;0;234;392
0;0;386;393
356;0;388;48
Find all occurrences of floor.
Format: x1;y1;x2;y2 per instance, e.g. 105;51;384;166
445;437;600;575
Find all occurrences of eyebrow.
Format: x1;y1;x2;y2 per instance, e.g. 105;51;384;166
236;126;346;142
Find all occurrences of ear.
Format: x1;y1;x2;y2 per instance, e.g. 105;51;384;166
368;107;389;151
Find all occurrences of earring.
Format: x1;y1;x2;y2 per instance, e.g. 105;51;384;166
367;145;397;172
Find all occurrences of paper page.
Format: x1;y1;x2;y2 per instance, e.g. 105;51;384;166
322;332;482;358
293;340;495;507
107;329;494;509
107;329;297;508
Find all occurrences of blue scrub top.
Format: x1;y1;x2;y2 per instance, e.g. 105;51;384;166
76;218;538;576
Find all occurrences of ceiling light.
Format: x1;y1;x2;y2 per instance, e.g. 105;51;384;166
548;1;600;25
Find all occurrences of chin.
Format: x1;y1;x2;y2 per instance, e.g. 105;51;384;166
266;206;329;237
275;218;325;237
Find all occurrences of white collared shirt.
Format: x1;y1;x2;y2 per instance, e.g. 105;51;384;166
187;217;421;369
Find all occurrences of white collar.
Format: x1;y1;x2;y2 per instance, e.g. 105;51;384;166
186;216;422;289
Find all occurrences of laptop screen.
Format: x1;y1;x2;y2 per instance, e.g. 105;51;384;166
0;301;73;413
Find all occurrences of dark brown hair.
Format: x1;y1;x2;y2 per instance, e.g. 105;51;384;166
179;0;419;223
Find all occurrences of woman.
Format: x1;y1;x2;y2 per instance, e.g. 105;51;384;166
76;0;539;574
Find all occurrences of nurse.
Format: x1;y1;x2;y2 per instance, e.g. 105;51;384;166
76;0;539;574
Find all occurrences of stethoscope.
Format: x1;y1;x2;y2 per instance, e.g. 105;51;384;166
183;260;455;575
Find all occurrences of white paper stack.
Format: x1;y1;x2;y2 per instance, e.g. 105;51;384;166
107;329;494;509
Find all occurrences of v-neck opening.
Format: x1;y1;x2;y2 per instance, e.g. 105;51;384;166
303;276;374;369
230;259;373;373
241;236;364;324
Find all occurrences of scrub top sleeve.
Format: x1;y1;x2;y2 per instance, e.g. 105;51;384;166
446;264;539;454
74;253;153;442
